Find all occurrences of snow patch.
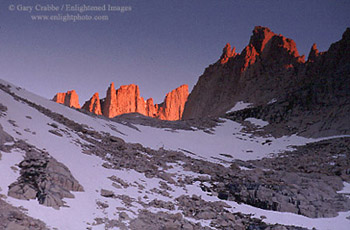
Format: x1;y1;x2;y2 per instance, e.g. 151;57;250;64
245;117;269;127
338;182;350;198
226;101;252;113
268;98;277;104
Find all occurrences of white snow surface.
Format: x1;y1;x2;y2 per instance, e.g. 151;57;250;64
338;182;350;198
226;101;252;113
1;79;350;230
244;117;269;128
268;98;277;104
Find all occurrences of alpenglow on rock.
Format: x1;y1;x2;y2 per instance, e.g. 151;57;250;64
182;26;319;119
100;83;147;118
54;83;189;121
52;90;80;109
102;82;118;118
100;83;189;120
157;84;189;120
82;92;102;115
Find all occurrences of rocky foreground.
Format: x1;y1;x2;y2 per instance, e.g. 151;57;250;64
1;82;350;229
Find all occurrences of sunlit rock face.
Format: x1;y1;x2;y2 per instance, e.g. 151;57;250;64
114;84;146;116
307;43;320;63
220;43;236;64
182;26;316;119
82;92;102;115
145;98;158;117
102;82;118;118
54;82;189;121
100;83;189;120
52;90;80;109
157;84;189;121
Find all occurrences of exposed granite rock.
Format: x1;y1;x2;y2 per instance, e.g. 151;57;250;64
52;90;80;109
176;195;308;230
99;83;188;120
145;98;158;117
100;189;115;198
220;43;236;64
128;210;211;230
183;26;349;127
8;146;84;209
102;82;118;118
0;102;7;117
114;84;145;116
0;124;14;153
1;82;348;228
82;92;102;115
157;84;189;120
53;81;188;121
0;198;48;230
307;43;320;62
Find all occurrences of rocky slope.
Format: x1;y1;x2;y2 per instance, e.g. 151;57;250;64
1;79;350;229
182;26;350;132
56;83;188;121
0;198;48;230
8;142;84;210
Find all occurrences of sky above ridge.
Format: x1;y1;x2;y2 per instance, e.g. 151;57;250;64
0;0;349;104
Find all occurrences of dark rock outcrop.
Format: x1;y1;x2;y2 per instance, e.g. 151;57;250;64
8;148;84;209
0;198;48;230
182;26;349;126
307;43;320;62
220;43;236;64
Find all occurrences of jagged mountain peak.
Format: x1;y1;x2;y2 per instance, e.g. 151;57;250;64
183;26;350;122
220;43;236;64
53;82;189;121
307;43;320;62
342;27;350;39
82;92;102;115
248;26;302;61
249;26;275;54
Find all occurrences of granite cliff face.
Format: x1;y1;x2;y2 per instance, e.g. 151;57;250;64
157;85;189;120
102;82;118;118
82;92;102;115
52;90;80;109
100;83;146;118
54;84;188;121
182;26;350;121
100;84;188;121
115;84;146;116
